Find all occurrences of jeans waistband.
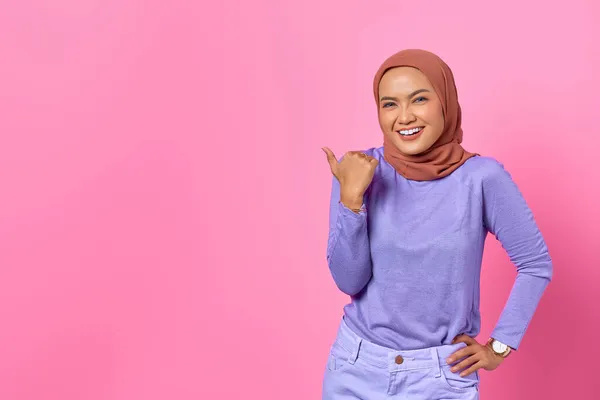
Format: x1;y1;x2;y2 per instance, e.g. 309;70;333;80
333;317;470;372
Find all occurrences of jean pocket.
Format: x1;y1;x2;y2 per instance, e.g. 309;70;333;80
438;364;479;393
326;342;352;372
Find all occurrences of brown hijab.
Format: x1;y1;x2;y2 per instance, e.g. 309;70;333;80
373;49;477;181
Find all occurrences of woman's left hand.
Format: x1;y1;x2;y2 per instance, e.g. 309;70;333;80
445;334;505;376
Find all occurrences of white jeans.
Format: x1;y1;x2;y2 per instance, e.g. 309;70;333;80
322;317;480;399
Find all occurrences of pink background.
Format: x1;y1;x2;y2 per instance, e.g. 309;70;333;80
0;0;598;399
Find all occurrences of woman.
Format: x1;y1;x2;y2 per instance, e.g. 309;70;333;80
320;49;553;399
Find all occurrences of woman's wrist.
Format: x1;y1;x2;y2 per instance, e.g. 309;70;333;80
340;193;364;211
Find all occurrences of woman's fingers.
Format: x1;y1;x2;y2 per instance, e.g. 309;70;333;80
449;353;480;374
458;359;485;377
446;344;478;365
322;147;338;175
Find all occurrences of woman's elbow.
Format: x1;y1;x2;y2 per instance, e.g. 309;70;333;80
517;256;553;282
334;279;368;296
329;267;370;296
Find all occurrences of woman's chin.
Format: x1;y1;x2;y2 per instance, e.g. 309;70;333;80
391;139;428;156
386;131;439;155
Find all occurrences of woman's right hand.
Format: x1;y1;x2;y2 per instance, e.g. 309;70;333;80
322;147;379;209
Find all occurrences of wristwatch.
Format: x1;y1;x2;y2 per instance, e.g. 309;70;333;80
486;338;512;358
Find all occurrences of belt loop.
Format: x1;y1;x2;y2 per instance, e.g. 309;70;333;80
431;348;441;377
348;337;362;365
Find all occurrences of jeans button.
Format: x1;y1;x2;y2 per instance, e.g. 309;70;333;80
395;355;404;364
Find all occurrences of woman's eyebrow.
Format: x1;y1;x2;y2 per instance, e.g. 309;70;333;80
409;89;430;97
380;89;431;102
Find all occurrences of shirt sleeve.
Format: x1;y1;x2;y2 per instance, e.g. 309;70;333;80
483;161;553;350
326;174;373;296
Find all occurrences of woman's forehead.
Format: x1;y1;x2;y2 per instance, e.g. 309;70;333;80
379;67;434;93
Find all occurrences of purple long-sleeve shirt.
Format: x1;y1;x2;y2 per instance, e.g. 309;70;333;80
326;146;552;351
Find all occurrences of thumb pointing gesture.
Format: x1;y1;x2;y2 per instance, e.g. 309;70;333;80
322;147;338;177
321;147;378;205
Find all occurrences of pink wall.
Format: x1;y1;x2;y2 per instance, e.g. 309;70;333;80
0;1;598;399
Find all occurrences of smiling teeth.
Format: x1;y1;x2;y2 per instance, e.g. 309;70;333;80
399;127;422;136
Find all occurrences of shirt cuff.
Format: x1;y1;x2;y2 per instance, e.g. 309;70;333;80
338;200;367;215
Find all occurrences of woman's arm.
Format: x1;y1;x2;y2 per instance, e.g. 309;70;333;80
483;161;553;350
326;174;373;296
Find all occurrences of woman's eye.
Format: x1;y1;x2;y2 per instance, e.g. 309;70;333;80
382;102;395;108
414;97;427;103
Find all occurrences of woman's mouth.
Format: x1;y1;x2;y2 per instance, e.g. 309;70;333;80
397;127;424;141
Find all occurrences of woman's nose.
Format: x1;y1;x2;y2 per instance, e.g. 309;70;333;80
397;107;416;124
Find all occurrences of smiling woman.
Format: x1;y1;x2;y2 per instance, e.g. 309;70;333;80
371;49;477;181
320;49;553;400
378;70;444;152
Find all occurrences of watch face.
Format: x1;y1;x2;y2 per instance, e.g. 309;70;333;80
492;340;508;353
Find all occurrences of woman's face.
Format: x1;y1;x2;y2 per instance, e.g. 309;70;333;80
378;67;445;156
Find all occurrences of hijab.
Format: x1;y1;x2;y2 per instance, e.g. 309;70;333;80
372;49;477;181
